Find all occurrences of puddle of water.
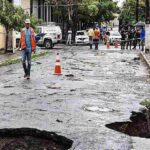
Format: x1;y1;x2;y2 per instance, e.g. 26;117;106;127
106;71;113;75
83;106;110;112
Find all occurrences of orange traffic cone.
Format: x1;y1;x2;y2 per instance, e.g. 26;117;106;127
54;53;62;75
114;40;118;48
106;40;110;49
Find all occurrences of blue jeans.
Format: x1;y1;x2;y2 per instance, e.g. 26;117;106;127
22;49;31;76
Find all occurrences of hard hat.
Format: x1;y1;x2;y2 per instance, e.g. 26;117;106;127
25;19;31;24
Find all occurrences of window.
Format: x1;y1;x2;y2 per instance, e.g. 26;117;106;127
38;0;52;22
77;32;84;36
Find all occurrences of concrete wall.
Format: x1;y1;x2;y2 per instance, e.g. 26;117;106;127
145;24;150;51
21;0;30;14
32;0;38;18
0;26;6;49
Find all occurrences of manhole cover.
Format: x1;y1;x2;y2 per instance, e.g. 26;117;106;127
83;106;110;112
0;128;73;150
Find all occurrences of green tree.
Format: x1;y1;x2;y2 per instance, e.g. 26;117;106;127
119;0;145;26
46;0;118;41
78;0;118;27
0;0;38;52
97;0;118;22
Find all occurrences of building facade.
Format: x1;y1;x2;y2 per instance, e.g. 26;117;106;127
0;0;54;49
31;0;52;23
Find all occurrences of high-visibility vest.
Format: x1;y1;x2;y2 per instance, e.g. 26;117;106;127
94;29;100;39
20;27;36;51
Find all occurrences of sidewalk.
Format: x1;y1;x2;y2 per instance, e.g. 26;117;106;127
0;50;21;63
0;44;66;65
0;48;48;67
140;51;150;69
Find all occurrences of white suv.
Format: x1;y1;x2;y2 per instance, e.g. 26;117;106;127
36;26;58;49
46;25;62;42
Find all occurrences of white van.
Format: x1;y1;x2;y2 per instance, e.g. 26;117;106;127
39;23;62;42
46;25;62;42
36;26;58;49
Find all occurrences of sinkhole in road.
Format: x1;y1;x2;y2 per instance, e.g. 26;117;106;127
106;110;150;138
0;128;73;150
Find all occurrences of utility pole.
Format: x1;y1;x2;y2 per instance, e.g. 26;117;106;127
136;0;139;22
146;0;150;24
72;0;78;43
145;0;150;53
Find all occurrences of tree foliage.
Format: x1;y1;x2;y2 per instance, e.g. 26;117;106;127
46;0;118;24
0;0;38;52
119;0;145;26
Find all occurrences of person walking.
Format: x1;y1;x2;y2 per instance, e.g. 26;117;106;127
88;28;94;49
20;19;36;80
140;27;145;51
93;27;100;50
66;28;72;45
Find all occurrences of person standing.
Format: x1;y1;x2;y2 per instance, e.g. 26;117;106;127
88;28;94;49
140;27;145;51
126;29;133;50
132;29;137;49
20;19;36;80
120;29;126;50
93;27;100;50
136;29;141;49
132;29;140;50
66;28;72;45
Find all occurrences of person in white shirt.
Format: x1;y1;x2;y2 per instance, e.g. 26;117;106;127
66;28;72;45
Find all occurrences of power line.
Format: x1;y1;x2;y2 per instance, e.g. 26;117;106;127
32;3;98;8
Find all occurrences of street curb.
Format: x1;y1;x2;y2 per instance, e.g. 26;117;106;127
140;52;150;69
0;51;49;67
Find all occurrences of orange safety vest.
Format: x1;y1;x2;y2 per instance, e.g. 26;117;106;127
94;29;100;39
20;27;36;51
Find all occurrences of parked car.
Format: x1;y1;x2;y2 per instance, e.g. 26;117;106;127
108;31;122;45
37;24;62;43
75;30;89;45
35;32;57;49
112;27;119;31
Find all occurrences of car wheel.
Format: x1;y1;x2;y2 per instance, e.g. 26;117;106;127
44;40;53;49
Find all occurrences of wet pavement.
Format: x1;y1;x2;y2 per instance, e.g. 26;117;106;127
0;44;150;150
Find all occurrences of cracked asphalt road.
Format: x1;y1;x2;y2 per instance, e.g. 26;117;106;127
0;45;150;150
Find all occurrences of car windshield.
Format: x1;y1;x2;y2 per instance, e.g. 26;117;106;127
76;32;85;36
112;32;120;36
